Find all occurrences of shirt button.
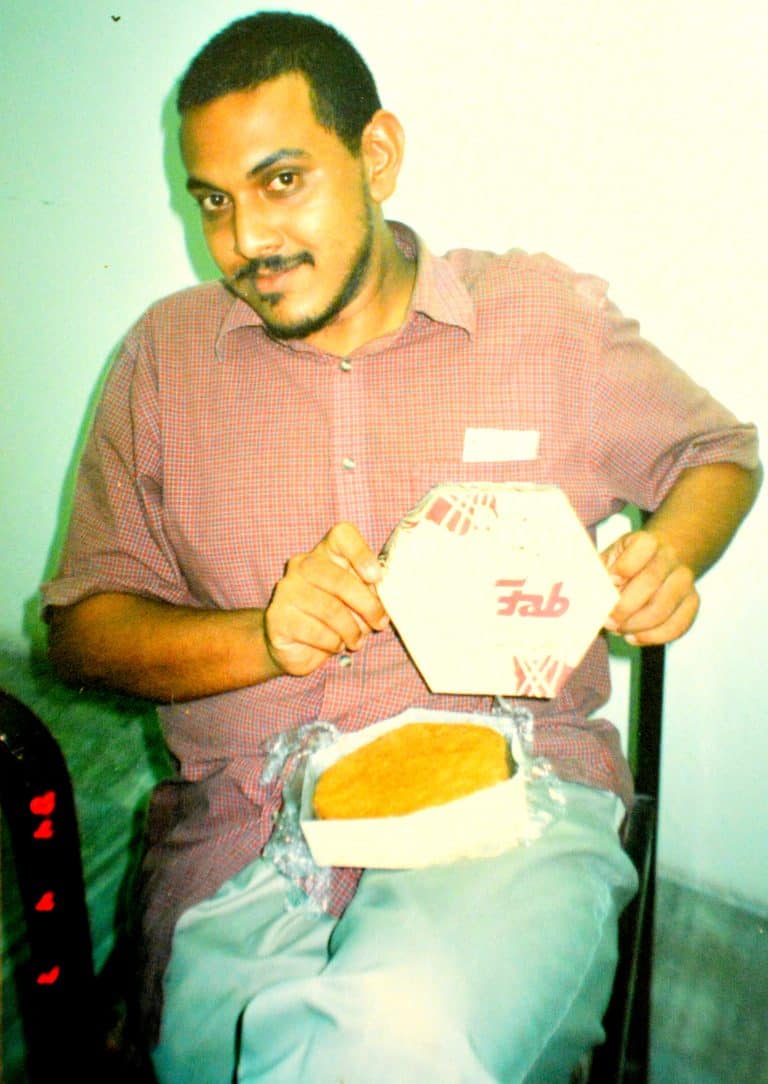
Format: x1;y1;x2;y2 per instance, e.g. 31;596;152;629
339;358;352;372
341;456;356;470
338;653;353;668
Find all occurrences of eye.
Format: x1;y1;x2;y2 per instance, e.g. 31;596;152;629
197;191;231;217
265;170;301;195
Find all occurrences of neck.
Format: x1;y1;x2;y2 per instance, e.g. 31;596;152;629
304;221;416;356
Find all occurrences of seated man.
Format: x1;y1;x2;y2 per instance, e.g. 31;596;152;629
43;11;760;1083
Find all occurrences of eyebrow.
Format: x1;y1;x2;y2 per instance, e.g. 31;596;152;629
186;148;310;193
247;148;310;177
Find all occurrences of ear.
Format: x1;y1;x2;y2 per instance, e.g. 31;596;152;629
360;110;405;204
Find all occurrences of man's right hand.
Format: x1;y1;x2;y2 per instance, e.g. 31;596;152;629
264;522;389;676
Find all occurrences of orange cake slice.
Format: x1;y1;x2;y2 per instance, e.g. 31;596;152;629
313;722;514;820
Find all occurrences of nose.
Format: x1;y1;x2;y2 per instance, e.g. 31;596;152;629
233;200;283;260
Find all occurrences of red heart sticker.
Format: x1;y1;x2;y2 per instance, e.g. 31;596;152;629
36;966;61;985
33;819;54;840
35;891;56;912
30;791;56;816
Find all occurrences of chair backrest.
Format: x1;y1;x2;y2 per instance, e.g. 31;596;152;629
630;641;665;802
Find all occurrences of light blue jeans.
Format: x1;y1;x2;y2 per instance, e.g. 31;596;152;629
153;782;637;1083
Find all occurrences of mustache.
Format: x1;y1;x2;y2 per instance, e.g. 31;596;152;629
233;253;313;281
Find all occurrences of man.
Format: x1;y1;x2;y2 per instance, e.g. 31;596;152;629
43;11;760;1083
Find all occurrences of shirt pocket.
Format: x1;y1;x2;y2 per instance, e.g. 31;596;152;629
410;459;541;505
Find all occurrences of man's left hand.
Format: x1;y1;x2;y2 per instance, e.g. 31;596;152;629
601;529;700;645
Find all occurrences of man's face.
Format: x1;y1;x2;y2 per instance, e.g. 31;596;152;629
181;74;377;341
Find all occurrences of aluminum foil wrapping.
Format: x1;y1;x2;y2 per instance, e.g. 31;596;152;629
260;720;340;912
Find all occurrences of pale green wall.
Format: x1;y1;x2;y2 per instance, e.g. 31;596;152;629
2;1;765;905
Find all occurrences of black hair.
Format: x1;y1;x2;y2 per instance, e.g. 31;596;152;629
176;11;382;153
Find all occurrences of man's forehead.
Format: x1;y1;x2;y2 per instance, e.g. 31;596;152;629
179;73;339;168
181;73;317;136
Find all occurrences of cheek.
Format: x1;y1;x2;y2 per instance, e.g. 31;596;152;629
287;201;328;253
305;172;366;241
203;222;237;272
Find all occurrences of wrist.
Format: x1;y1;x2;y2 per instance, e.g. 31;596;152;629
256;609;287;681
642;522;701;581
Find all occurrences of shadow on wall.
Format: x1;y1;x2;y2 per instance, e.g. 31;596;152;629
22;81;222;658
23;346;120;658
161;84;221;285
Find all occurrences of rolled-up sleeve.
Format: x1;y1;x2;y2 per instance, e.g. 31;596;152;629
588;296;759;511
41;317;195;614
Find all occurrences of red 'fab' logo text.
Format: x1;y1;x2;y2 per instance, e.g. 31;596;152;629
496;580;570;618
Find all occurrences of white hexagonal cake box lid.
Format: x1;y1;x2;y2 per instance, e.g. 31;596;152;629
377;483;619;698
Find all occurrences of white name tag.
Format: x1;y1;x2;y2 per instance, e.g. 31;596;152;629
462;428;540;462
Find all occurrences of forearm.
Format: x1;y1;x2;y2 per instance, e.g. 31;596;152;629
47;592;282;702
643;461;762;577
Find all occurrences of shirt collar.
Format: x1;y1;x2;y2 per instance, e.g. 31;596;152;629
215;220;476;353
391;222;475;336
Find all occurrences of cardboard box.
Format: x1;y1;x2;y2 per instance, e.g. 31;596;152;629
300;708;530;869
377;483;619;698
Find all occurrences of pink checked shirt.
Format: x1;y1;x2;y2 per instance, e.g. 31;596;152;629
42;224;758;1029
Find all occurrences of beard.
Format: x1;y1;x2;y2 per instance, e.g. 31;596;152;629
232;201;375;342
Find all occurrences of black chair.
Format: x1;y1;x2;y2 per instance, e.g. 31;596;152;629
586;639;665;1084
0;689;100;1079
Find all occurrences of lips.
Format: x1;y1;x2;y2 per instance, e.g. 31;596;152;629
235;254;311;295
253;265;299;292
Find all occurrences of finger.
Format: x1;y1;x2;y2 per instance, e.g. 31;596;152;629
615;563;695;632
322;522;383;585
271;574;373;650
607;563;665;628
602;530;659;582
624;589;700;646
266;607;345;658
298;551;388;631
263;611;341;677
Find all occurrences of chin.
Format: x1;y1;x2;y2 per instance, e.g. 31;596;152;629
255;290;349;341
262;310;333;341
